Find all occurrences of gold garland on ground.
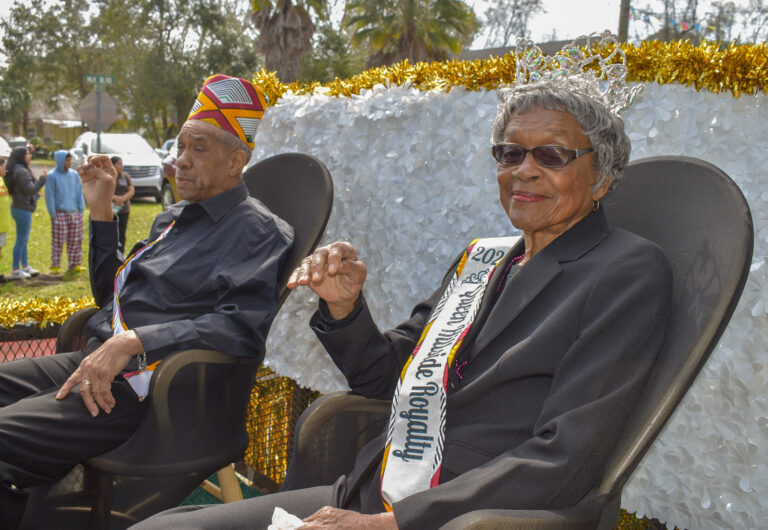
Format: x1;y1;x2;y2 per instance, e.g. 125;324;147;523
0;297;95;329
253;40;768;103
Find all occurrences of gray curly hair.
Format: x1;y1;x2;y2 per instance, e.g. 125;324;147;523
491;76;631;192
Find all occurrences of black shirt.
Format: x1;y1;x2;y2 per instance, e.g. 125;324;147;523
86;181;293;367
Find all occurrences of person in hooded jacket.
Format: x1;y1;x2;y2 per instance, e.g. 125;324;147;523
45;150;85;273
5;147;46;279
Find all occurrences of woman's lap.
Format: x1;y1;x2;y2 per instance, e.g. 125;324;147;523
131;485;335;530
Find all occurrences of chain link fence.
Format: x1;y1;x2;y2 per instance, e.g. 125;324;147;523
0;324;59;362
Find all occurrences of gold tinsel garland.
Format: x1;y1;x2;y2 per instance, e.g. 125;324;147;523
0;297;96;329
253;40;768;104
245;366;320;486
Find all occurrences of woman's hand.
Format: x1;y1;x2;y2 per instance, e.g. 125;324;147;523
287;242;367;320
300;507;397;529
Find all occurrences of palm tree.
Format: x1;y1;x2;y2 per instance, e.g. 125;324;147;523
250;0;328;82
344;0;480;67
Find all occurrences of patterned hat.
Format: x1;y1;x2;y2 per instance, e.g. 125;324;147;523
187;74;268;149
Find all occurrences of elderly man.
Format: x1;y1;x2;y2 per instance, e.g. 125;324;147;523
0;74;293;528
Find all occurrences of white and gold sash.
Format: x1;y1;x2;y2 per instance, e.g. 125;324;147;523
380;236;520;509
113;220;176;399
112;220;176;335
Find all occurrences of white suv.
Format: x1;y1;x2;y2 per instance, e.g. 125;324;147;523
0;137;10;157
70;132;163;201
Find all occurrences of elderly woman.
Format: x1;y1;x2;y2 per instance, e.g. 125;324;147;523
137;77;672;529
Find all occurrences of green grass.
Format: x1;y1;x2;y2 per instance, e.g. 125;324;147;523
0;194;162;300
32;158;56;168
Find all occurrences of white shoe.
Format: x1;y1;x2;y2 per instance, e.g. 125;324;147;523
9;269;31;279
22;266;39;276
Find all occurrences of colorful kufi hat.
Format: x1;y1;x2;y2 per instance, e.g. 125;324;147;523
187;74;268;149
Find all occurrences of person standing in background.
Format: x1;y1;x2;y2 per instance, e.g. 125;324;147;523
5;147;46;280
45;150;85;273
0;158;11;281
110;156;134;253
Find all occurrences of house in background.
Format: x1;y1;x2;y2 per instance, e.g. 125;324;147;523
0;95;83;155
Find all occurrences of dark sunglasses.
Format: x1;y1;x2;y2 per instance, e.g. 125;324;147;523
492;143;593;168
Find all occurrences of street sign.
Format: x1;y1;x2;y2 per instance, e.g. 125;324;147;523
80;91;118;151
80;91;118;130
84;75;114;85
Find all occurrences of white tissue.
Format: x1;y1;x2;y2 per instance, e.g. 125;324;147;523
267;507;304;530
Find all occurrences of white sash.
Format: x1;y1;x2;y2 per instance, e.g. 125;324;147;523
113;220;176;400
380;236;520;509
112;220;175;336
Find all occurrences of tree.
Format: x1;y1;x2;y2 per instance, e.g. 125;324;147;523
481;0;544;48
0;71;32;135
619;0;632;42
636;0;705;43
1;0;261;146
704;1;738;41
301;22;369;83
631;0;767;44
250;0;328;82
736;0;768;42
344;0;480;67
1;0;102;135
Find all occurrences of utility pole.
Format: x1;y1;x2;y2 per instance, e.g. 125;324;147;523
618;0;631;42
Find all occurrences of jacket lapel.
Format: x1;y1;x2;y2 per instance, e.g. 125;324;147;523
464;209;611;360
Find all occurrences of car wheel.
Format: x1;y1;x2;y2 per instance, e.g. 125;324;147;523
161;182;175;210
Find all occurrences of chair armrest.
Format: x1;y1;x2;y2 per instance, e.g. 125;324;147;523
439;494;618;530
88;349;260;477
56;307;99;353
439;509;591;530
281;391;391;491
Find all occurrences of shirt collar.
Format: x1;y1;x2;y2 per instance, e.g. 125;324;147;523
170;181;249;223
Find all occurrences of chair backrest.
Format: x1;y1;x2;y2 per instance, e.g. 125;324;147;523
243;153;334;305
599;155;753;500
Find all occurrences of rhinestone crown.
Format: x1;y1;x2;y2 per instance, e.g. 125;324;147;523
513;31;644;116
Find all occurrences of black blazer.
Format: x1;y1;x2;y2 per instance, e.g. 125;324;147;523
311;209;673;530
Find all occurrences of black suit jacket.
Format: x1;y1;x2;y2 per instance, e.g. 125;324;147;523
311;209;673;529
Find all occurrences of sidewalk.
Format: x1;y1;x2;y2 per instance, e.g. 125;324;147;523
30;162;53;179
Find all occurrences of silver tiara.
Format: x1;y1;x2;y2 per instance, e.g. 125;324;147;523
513;30;644;115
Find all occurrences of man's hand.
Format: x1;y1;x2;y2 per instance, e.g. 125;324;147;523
56;330;145;417
300;507;398;529
77;155;118;221
287;242;367;320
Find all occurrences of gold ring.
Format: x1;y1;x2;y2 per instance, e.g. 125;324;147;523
82;379;91;386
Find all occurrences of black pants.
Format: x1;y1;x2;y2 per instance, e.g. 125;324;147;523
117;211;130;253
0;351;147;525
